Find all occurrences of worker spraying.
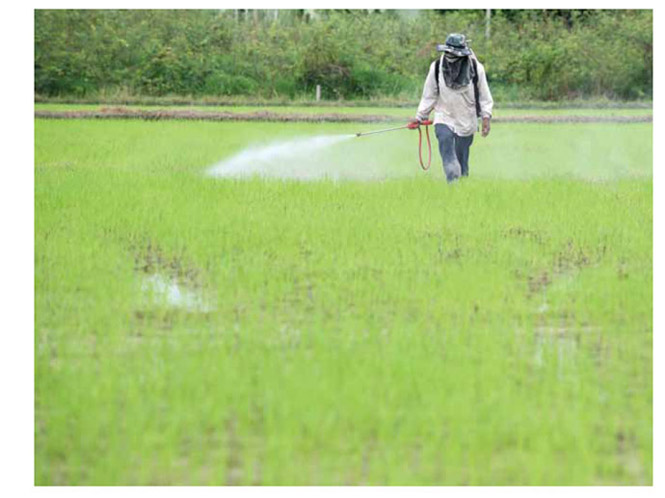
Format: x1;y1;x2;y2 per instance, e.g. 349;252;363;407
356;34;493;181
415;33;494;182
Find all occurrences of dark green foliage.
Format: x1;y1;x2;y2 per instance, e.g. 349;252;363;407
34;9;652;101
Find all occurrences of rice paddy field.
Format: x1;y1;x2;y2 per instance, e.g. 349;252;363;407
34;107;653;485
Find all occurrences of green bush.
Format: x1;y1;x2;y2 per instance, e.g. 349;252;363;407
34;9;653;101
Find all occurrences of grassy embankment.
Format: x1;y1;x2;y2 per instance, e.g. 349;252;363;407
34;102;653;119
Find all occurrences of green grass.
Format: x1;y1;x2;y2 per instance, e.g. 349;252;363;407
35;118;652;485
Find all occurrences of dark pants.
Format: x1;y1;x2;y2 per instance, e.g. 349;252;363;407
435;124;474;182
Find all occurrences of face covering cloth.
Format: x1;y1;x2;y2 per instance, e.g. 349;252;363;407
442;53;474;90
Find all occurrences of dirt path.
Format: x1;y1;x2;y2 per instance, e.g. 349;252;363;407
34;107;652;124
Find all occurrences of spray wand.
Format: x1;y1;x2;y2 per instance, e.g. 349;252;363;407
355;119;433;170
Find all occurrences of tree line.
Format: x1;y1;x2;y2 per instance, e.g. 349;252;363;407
34;9;653;102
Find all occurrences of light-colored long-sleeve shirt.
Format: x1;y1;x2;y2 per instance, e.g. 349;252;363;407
416;53;493;137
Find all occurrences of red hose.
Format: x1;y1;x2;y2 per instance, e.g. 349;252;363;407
418;120;432;171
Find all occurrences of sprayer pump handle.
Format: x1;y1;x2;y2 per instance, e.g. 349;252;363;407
420;120;433;126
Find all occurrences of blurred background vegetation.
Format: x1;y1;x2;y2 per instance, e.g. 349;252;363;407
34;9;653;103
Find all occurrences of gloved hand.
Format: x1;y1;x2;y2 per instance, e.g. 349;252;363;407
481;117;491;137
407;118;421;130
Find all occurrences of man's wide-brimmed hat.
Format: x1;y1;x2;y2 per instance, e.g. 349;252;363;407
441;33;472;57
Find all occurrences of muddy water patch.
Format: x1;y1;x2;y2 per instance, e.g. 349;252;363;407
132;243;215;313
141;273;214;312
532;324;601;368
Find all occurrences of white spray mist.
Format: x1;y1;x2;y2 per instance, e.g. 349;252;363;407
207;134;361;180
